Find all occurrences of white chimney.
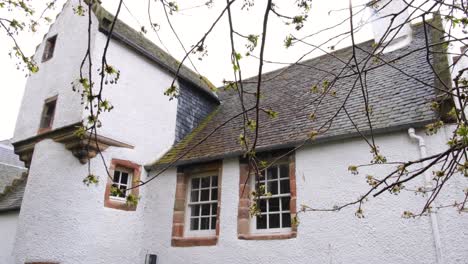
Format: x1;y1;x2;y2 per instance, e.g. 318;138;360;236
368;0;412;53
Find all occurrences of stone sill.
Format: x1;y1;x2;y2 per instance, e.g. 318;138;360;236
171;236;218;247
238;231;297;240
104;199;136;211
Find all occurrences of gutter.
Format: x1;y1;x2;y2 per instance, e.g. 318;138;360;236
0;206;21;213
408;128;443;264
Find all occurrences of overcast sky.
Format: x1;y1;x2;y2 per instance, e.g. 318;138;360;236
0;0;382;140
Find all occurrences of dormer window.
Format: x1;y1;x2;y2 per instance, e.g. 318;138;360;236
38;96;57;133
42;35;57;62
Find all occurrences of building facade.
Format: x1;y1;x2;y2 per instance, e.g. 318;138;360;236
3;0;467;264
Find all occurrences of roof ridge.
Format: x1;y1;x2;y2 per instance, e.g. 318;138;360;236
218;20;433;94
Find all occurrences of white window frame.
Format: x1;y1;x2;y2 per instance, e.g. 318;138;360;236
109;167;133;202
251;162;292;234
184;171;219;237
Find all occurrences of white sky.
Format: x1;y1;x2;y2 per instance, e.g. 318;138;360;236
0;0;381;140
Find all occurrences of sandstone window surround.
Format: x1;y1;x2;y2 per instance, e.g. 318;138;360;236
238;152;297;240
104;159;141;211
171;161;222;247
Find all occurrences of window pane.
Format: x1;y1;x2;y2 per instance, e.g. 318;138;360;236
118;186;126;198
211;203;217;215
190;218;199;230
201;177;210;188
269;198;280;212
281;197;290;211
268;181;278;195
200;189;210;201
211;188;218;200
200;217;210;230
43;35;57;61
201;204;210;216
46;103;56;117
40;99;57;128
280;179;290;194
211;176;218;187
191;178;200;190
256;215;267;229
269;214;280;228
279;164;289;178
259;199;267;213
110;184;118;197
211;217;217;229
191;205;200;217
267;167;278;180
190;190;199;202
113;171;120;183
258;171;265;181
282;213;291;228
255;182;264;192
120;172;129;184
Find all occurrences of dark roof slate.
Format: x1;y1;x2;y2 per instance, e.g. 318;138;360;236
150;19;451;169
0;140;24;168
0;140;27;212
0;175;26;212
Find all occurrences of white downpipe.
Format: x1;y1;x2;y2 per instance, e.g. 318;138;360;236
408;128;443;264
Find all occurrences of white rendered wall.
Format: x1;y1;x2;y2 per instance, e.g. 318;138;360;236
14;139;143;264
13;5;179;264
141;126;467;264
89;33;179;163
13;128;467;263
11;2;467;264
0;211;19;264
13;0;98;142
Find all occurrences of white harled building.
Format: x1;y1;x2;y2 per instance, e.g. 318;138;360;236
0;0;467;263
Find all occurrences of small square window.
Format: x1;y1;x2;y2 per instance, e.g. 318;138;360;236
110;168;133;200
42;35;57;62
104;159;141;211
39;96;57;132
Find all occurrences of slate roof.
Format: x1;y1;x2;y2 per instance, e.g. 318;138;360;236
149;18;451;169
91;3;219;102
0;176;26;212
0;141;24;168
0;140;27;212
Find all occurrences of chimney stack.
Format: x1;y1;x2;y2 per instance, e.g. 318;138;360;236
368;0;412;53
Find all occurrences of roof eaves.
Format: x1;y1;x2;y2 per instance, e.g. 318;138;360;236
148;119;435;170
0;206;20;213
